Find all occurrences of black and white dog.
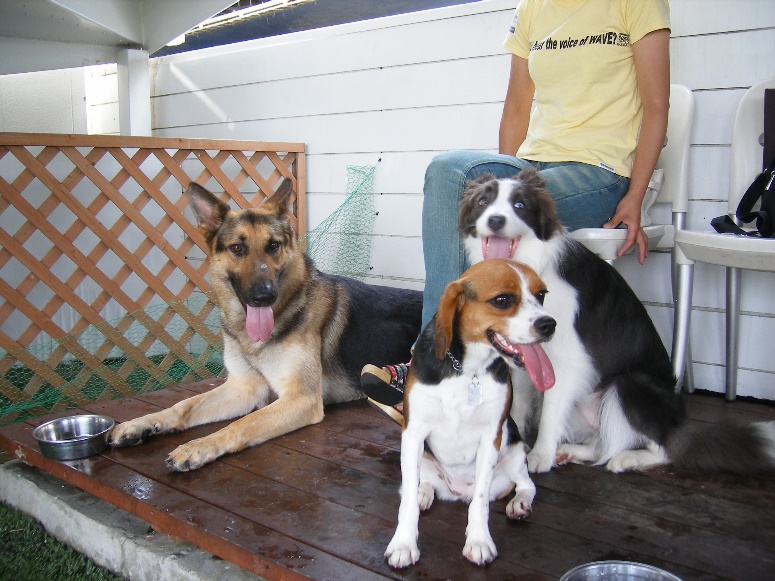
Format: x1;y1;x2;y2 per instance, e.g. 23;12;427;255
459;169;775;474
385;259;554;568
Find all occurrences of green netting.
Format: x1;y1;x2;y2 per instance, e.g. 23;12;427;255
0;164;378;425
300;163;378;279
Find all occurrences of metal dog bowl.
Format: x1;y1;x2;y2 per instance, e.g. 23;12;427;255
32;414;115;460
561;561;682;581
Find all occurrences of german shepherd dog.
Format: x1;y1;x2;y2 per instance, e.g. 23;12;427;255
110;180;422;471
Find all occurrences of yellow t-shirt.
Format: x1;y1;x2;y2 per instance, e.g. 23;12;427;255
503;0;670;177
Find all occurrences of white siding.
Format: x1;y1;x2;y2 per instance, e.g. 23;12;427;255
2;0;774;397
150;0;517;297
85;64;120;135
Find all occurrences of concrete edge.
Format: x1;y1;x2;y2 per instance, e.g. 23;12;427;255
0;460;265;581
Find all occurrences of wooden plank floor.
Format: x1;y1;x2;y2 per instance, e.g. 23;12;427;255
1;380;774;580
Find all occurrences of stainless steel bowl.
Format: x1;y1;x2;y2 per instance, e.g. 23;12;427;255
561;561;682;581
32;414;115;460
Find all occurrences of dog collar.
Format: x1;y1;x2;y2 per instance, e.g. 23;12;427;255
446;350;483;406
446;350;462;372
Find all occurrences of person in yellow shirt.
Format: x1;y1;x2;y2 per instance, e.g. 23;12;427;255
362;0;670;407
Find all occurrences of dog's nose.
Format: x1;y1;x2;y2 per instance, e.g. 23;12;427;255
534;316;556;338
488;214;506;232
247;281;277;307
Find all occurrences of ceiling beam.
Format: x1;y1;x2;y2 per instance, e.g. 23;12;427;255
48;0;144;44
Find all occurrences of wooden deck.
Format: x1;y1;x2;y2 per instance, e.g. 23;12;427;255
1;380;774;580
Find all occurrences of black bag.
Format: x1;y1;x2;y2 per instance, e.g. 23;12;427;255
711;87;775;238
711;154;775;238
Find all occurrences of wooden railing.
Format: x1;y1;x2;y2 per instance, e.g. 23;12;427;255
0;133;305;423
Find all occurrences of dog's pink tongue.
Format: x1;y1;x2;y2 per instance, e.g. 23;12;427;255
246;306;274;343
520;343;555;391
483;237;516;260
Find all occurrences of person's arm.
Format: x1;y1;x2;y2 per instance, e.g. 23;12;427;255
499;55;534;156
603;28;670;264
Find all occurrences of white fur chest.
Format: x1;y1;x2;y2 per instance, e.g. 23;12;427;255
410;371;509;468
222;333;296;395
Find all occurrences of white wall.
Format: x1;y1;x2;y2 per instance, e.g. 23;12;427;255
85;64;120;135
149;1;516;292
2;0;775;398
0;68;87;134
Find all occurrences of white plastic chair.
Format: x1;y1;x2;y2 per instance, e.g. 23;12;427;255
571;84;695;388
571;84;695;262
672;78;775;401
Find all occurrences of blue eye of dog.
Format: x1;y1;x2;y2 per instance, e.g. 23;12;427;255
536;290;547;305
478;198;489;206
489;294;516;309
514;202;524;209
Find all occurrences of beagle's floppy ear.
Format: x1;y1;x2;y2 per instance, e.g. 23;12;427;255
434;279;466;360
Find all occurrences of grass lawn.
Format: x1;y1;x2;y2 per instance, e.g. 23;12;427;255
0;501;124;581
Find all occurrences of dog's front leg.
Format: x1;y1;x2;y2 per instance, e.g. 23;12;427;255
502;442;536;519
166;390;324;471
528;384;576;473
386;425;428;568
111;376;270;448
463;438;499;566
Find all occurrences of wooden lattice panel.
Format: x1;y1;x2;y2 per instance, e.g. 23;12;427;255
0;133;305;423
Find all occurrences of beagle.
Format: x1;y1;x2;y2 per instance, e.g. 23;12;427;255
385;259;556;568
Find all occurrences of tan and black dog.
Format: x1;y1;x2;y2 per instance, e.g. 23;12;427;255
386;259;556;568
110;180;422;471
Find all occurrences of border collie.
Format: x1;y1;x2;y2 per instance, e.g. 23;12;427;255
458;169;775;474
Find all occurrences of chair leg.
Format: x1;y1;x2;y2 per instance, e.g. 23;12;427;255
672;262;694;393
671;248;695;393
725;267;741;401
684;344;695;392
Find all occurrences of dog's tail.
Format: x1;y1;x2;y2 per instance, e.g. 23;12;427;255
665;420;775;474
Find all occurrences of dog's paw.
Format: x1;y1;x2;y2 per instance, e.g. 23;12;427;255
418;482;435;512
555;449;575;465
166;439;220;472
556;443;597;466
506;492;533;520
606;452;640;473
109;419;161;447
527;449;555;473
606;448;667;473
385;539;420;569
463;535;497;566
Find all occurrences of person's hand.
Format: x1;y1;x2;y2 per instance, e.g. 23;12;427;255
603;195;647;264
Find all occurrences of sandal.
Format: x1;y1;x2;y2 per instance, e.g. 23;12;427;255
360;363;409;425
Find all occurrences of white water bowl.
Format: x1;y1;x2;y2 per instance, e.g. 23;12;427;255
561;561;682;581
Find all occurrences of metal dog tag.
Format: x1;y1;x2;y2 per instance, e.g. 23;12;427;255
468;374;482;406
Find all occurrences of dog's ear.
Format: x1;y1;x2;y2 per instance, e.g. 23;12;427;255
518;169;561;240
459;173;496;234
261;179;295;217
434;279;466;360
188;183;230;244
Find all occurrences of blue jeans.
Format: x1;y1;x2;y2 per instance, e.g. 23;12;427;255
421;150;630;327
